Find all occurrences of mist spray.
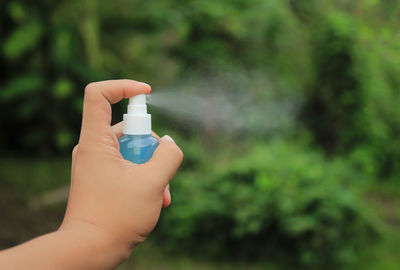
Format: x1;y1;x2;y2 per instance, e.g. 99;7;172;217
119;94;158;164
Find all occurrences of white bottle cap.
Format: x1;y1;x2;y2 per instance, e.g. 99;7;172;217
122;94;151;135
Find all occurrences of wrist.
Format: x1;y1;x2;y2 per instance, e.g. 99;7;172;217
58;220;132;268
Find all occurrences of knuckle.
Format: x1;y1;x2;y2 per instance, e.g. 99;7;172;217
175;147;184;161
166;143;183;161
75;143;90;156
84;83;98;98
72;144;79;156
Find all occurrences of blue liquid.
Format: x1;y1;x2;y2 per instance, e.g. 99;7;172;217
119;134;159;164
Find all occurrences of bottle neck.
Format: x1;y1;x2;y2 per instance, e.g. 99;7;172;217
122;113;151;135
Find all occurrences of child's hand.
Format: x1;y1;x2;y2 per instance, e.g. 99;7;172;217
60;80;183;258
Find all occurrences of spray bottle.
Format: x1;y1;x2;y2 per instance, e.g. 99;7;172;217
119;94;159;164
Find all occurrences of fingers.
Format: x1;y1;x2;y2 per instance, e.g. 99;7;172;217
151;131;161;140
111;122;124;138
162;184;171;208
80;80;151;144
111;121;161;141
146;135;183;186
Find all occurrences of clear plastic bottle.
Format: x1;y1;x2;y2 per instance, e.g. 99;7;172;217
119;134;158;164
119;94;158;164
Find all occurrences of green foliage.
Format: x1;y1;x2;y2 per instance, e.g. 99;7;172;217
1;0;399;268
0;74;44;101
157;139;376;268
1;0;399;175
2;19;43;59
302;12;365;154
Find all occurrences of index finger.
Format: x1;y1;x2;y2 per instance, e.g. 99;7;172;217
79;79;151;144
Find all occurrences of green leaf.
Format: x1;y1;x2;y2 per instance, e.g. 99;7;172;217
8;2;26;22
0;75;44;101
285;216;317;235
52;30;73;64
53;78;74;99
2;19;43;59
56;129;73;150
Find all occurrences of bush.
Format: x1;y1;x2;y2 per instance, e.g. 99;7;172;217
157;139;377;268
1;0;400;182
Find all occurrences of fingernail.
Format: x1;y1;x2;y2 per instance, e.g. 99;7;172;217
162;135;175;143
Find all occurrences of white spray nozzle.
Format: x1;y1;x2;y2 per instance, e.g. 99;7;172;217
128;94;148;115
130;94;147;105
123;94;152;135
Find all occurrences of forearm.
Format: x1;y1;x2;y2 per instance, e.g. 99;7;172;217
0;221;131;270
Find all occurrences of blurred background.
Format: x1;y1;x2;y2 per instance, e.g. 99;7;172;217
1;0;400;269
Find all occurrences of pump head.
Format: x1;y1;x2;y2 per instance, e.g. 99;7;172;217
123;94;152;135
128;94;147;114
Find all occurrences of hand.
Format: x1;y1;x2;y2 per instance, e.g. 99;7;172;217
60;80;183;257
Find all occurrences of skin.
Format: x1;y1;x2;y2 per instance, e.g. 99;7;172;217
0;80;183;270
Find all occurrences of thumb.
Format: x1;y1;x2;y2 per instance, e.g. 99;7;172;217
146;135;183;185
